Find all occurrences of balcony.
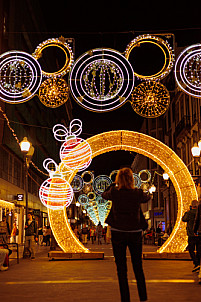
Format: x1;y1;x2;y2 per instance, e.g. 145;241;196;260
175;115;191;138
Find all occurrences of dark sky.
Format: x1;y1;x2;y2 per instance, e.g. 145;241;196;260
38;1;201;176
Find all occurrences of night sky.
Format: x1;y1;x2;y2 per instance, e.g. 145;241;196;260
37;2;201;176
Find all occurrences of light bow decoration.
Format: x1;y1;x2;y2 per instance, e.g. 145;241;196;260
174;43;201;98
53;119;92;172
130;81;170;118
69;48;135;112
47;130;197;254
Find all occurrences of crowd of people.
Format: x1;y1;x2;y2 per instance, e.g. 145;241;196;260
0;212;53;270
72;222;111;245
1;167;201;301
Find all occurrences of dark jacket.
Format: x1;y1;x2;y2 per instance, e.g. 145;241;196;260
102;185;150;231
194;204;201;235
182;208;197;236
25;220;37;236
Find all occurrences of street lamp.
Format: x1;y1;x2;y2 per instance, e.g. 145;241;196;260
20;137;34;220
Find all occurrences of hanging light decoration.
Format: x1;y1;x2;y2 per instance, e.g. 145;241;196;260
130;81;170;118
53;119;92;172
39;158;73;210
69;48;134;112
174;43;201;98
39;77;69;108
0;50;42;103
32;36;74;78
125;34;175;81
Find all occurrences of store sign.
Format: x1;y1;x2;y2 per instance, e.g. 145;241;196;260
17;194;24;201
33;209;40;216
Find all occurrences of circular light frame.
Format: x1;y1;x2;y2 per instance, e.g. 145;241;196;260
131;81;170;118
174;43;201;98
69;48;135;112
33;37;74;78
39;77;69;108
93;175;112;195
125;34;174;81
0;50;42;104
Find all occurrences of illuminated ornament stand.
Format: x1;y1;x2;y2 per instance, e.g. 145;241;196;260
131;81;170;118
174;43;201;98
69;48;135;112
48;130;197;256
0;50;42;103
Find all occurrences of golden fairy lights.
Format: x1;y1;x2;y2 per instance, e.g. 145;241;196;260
125;34;175;81
39;78;69;108
0;199;15;210
48;130;197;254
32;36;74;78
131;81;170;118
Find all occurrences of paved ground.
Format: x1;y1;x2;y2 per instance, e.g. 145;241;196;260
0;242;201;302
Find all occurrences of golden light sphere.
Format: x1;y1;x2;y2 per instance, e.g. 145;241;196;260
39;78;69;108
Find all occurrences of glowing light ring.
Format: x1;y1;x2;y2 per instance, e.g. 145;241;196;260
174;44;201;98
32;37;74;78
69;48;135;112
39;175;73;210
131;81;170;118
78;194;89;206
39;78;69;108
71;174;84;192
109;170;119;182
87;191;96;201
138;169;151;183
48;130;197;254
0;50;42;103
93;175;112;195
81;170;94;183
133;173;142;188
125;34;174;80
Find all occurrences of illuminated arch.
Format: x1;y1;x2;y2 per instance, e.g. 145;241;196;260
48;130;197;254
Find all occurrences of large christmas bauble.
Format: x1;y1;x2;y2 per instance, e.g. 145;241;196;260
60;135;92;171
39;174;73;210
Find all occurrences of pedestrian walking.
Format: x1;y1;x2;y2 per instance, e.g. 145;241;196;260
46;226;51;246
10;222;18;243
82;224;88;244
90;226;95;244
102;167;150;302
194;201;201;284
96;222;103;245
38;227;43;245
0;216;10;244
73;226;79;239
182;200;200;272
24;212;37;259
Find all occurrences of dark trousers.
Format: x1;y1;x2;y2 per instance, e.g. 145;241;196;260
111;230;147;302
188;236;201;266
